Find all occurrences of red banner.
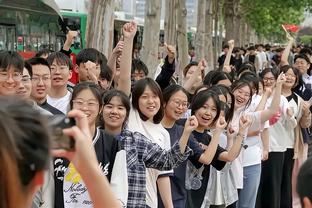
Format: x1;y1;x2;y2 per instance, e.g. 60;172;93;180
282;24;300;33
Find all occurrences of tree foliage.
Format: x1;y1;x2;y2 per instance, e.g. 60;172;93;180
241;0;311;42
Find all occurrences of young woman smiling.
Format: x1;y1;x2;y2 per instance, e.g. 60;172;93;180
100;89;198;208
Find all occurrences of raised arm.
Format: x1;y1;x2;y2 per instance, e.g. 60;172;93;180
198;116;227;164
183;59;205;92
260;72;286;123
223;40;234;73
155;44;176;90
218;115;252;162
107;40;124;83
117;21;137;96
255;88;271;111
280;34;294;66
62;31;78;55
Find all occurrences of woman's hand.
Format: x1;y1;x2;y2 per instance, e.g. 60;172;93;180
216;115;227;131
238;115;252;133
184;115;198;133
122;21;137;39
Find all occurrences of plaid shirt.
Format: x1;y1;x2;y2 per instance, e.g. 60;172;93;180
118;129;191;208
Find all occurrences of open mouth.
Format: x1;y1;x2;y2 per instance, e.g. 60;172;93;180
236;97;245;105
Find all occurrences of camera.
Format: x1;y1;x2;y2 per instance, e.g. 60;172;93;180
49;115;76;150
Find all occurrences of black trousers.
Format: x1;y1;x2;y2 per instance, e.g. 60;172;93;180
256;149;294;208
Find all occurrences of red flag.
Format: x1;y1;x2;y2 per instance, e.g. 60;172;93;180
282;24;300;33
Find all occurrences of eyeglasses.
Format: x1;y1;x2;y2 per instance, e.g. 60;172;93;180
72;99;99;108
51;65;69;72
21;76;31;84
0;71;22;82
32;75;51;84
171;99;190;109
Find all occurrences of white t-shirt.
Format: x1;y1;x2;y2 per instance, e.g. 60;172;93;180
47;91;71;114
230;108;262;189
257;51;267;70
127;108;172;208
242;94;268;167
265;95;297;152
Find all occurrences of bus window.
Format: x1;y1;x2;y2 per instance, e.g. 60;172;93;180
0;25;16;51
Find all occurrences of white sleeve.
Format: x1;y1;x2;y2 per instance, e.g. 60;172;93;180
110;150;128;206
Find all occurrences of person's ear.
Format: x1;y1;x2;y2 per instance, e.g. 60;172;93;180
74;64;79;74
303;197;312;208
68;69;73;80
30;170;44;194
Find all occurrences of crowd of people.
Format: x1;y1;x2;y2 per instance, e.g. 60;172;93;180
1;20;312;208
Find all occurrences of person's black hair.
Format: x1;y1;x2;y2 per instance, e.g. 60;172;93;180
76;48;107;66
231;80;253;108
222;44;229;49
294;53;311;64
300;47;312;56
27;57;51;71
24;61;33;78
0;96;49;186
163;84;189;104
131;59;149;76
70;82;103;110
193;85;209;98
247;46;256;51
297;158;312;205
265;44;271;51
100;65;113;82
47;52;73;70
260;67;279;80
237;62;257;77
101;89;131;129
239;70;259;94
279;65;301;89
0;51;24;72
208;84;234;123
190;89;221;126
132;77;164;124
203;70;232;86
35;49;53;58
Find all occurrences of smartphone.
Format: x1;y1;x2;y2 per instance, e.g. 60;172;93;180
49;115;76;150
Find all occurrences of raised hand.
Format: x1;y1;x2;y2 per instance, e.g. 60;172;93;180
164;43;176;64
239;115;252;132
216;115;227;131
228;39;235;48
84;61;99;83
276;72;286;86
67;30;78;42
112;40;124;56
184;115;198;133
123;21;137;39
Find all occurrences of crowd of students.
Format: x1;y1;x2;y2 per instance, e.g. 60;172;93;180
1;21;312;208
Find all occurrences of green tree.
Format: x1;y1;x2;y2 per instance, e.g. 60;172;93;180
240;0;311;42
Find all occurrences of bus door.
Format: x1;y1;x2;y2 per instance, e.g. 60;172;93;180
0;24;16;51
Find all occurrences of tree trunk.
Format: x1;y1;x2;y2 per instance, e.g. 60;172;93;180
233;0;240;45
141;0;162;78
85;0;114;58
213;0;219;69
224;0;235;42
164;0;177;46
195;0;206;61
176;0;189;82
204;0;214;72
